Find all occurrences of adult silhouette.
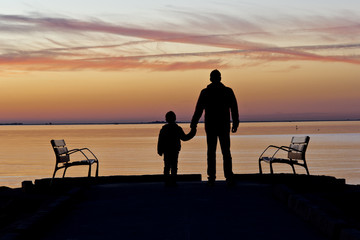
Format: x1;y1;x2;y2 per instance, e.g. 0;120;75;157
191;69;239;186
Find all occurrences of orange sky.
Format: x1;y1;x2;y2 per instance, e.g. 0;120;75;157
1;61;359;123
1;1;360;123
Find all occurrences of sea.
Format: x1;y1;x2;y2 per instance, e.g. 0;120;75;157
0;121;359;188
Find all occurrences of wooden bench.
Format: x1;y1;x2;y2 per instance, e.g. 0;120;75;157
51;139;99;181
258;136;310;175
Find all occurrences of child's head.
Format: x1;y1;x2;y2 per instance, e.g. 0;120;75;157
165;111;176;123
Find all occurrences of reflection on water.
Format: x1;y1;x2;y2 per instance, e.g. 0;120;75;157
0;121;360;188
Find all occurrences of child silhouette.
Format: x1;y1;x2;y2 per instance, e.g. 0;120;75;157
157;111;196;186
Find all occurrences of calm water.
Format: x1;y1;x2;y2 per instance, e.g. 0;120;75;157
1;121;359;188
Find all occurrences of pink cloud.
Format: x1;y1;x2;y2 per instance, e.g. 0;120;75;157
1;13;360;72
0;54;224;72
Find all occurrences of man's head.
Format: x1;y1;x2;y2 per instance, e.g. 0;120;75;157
210;69;221;83
165;111;176;123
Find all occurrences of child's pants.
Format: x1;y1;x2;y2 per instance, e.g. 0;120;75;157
163;151;179;177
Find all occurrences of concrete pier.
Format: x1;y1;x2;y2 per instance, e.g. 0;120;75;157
1;174;360;240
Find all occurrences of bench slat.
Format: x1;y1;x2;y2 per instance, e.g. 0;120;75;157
51;139;66;147
55;147;68;155
291;136;309;144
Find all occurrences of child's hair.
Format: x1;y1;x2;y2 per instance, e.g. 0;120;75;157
165;111;176;123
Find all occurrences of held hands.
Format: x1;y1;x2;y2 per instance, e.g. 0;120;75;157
188;127;197;140
190;122;197;130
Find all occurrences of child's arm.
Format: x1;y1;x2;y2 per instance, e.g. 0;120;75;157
157;129;164;156
180;127;197;141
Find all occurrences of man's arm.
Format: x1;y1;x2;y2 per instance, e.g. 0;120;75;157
180;127;197;141
190;90;205;129
230;89;239;133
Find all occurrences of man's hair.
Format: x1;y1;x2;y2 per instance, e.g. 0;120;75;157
210;69;221;82
165;111;176;123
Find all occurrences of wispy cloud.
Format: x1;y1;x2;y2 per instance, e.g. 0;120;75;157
0;53;226;71
0;12;359;72
0;14;267;49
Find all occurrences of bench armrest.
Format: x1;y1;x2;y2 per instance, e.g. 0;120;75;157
67;148;99;162
258;145;290;160
280;146;303;153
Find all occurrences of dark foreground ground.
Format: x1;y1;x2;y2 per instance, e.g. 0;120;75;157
1;174;360;240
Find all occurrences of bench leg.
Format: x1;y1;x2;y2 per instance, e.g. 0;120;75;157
95;161;99;177
269;162;274;174
304;163;310;175
62;167;68;178
88;164;92;177
51;167;58;185
259;160;263;174
290;163;296;174
52;168;58;179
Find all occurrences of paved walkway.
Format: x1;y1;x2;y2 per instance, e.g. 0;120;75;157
40;181;327;240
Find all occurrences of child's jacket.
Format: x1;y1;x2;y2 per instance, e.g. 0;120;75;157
157;123;194;155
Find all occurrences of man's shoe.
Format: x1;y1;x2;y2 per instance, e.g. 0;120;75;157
226;178;236;187
207;180;215;187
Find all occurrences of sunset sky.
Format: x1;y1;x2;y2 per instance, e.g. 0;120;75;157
1;0;360;123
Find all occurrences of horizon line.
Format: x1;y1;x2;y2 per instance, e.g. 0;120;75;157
1;118;360;126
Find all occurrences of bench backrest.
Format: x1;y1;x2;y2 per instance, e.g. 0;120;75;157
288;136;310;160
51;139;70;163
